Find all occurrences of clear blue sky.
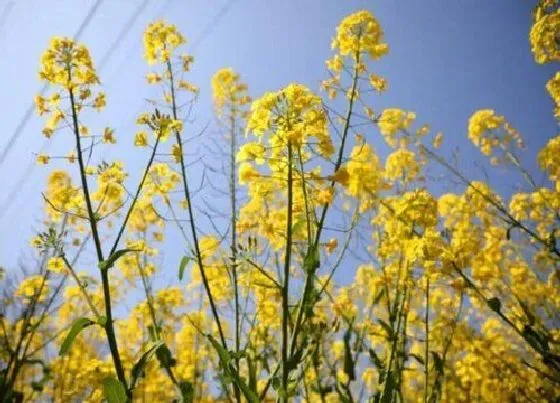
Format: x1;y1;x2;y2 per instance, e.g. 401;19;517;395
0;0;556;277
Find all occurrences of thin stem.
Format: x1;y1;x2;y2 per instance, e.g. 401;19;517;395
420;143;560;258
68;86;128;395
137;251;180;390
281;141;294;402
109;134;161;256
166;60;228;351
288;51;361;362
61;255;100;317
424;276;430;403
229;108;241;403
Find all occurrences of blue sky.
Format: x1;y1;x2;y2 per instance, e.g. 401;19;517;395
0;0;557;279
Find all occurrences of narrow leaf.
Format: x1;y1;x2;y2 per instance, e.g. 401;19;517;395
102;377;128;403
130;341;164;391
380;371;396;403
430;351;444;374
179;381;194;402
59;317;95;356
409;353;425;365
291;219;306;235
99;248;136;271
303;245;320;274
343;328;355;381
487;297;501;313
179;256;193;280
206;335;259;403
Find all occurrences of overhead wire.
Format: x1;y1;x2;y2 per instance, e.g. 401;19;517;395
0;0;105;167
0;0;241;225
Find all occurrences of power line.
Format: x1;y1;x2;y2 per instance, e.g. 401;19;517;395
0;1;165;225
0;0;104;167
0;0;241;223
97;0;150;72
191;0;240;52
0;1;14;34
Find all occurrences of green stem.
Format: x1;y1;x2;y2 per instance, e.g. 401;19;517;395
68;87;128;396
165;62;230;398
282;141;294;402
424;276;430;403
109;134;161;256
229;107;242;403
288;52;361;362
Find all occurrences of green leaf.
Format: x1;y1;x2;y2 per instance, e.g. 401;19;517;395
343;328;355;381
206;335;259;403
378;319;394;340
409;353;425;365
99;249;136;271
179;381;194;402
523;325;550;353
129;341;164;391
515;296;536;326
368;348;385;380
155;343;177;368
147;325;158;342
102;377;128;403
430;351;444;374
59;317;95;355
291;219;306;235
487;297;501;313
380;371;396;403
179;256;193;280
372;289;385;306
303;245;320;274
247;354;257;393
97;315;107;327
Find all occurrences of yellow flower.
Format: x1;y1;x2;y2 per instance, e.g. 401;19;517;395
236;143;266;165
30;236;43;249
369;73;388;92
178;80;199;94
102;127;116;144
385;148;420;182
538;134;560;191
134;131;148;147
38;36;99;89
432;131;443;148
378;108;416;147
92;92;106;110
47;257;66;274
36;154;50;165
211;68;250;116
467;109;523;157
171;143;182;163
35;95;48;115
15;275;49;301
246;83;332;157
530;7;560;64
325;238;338;254
239;162;260;185
332;10;388;61
546;71;560;119
326;54;344;72
146;72;162;84
143;21;186;65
